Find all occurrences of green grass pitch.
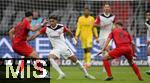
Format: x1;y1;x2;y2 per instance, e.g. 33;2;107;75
50;66;150;83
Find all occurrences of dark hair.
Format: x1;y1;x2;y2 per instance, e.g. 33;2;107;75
145;10;150;14
84;5;90;11
25;11;33;17
103;2;110;6
115;21;123;27
84;7;90;11
49;15;58;20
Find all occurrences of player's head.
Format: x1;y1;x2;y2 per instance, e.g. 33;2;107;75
115;21;124;28
25;11;33;22
145;10;150;20
83;7;90;17
103;3;111;14
49;15;57;27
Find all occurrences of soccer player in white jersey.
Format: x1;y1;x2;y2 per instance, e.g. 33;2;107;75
94;3;117;72
28;15;96;79
145;10;150;75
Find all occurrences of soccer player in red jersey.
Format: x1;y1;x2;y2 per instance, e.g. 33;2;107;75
97;21;143;81
8;11;49;78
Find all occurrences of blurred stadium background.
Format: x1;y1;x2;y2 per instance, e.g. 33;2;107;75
0;0;150;83
0;0;150;66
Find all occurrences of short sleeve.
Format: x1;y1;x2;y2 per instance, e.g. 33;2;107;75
39;27;46;34
94;16;100;24
63;26;69;33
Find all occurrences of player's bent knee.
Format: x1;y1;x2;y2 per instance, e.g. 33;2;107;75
102;54;112;61
48;54;57;59
68;55;77;63
29;51;38;58
128;60;134;65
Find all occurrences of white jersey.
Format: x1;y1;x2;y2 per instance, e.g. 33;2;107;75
95;13;116;39
39;24;74;59
146;20;150;40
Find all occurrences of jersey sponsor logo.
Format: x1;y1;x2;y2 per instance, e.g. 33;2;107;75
101;22;112;28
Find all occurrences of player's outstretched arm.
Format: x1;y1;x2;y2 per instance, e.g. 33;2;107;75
75;19;81;41
93;27;99;43
67;29;74;38
30;19;48;32
8;26;15;41
27;32;41;41
97;38;111;56
28;27;46;41
64;27;77;45
94;16;100;27
102;38;111;51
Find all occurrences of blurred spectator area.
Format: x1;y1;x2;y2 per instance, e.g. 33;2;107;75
0;0;149;36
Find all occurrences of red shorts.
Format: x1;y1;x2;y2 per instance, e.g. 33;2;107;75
12;41;33;57
108;45;133;61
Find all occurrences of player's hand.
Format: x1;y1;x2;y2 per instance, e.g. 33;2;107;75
72;37;77;46
96;48;105;56
41;19;48;26
96;37;99;43
96;50;103;56
27;37;31;41
75;36;78;41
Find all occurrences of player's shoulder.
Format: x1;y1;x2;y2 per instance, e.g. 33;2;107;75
54;24;65;30
22;18;29;23
57;24;64;28
100;13;115;18
89;16;94;19
78;15;85;20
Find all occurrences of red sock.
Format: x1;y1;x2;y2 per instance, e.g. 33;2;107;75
131;63;142;80
103;60;112;77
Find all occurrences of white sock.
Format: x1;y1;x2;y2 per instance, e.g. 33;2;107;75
50;58;64;75
76;60;88;75
102;51;107;72
148;56;150;66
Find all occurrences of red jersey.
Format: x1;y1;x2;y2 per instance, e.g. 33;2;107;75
108;27;132;47
13;18;31;44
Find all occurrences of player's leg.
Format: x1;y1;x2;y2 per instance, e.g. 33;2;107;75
68;55;95;79
102;45;110;72
102;48;123;81
100;39;111;72
102;53;114;81
83;48;91;70
125;54;143;80
146;46;150;75
81;38;92;70
26;50;49;78
63;48;95;79
48;50;65;79
12;43;29;77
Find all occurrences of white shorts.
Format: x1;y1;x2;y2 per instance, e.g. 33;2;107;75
49;48;74;59
99;39;116;49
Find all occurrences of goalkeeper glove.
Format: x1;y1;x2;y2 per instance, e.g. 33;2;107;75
72;37;77;45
